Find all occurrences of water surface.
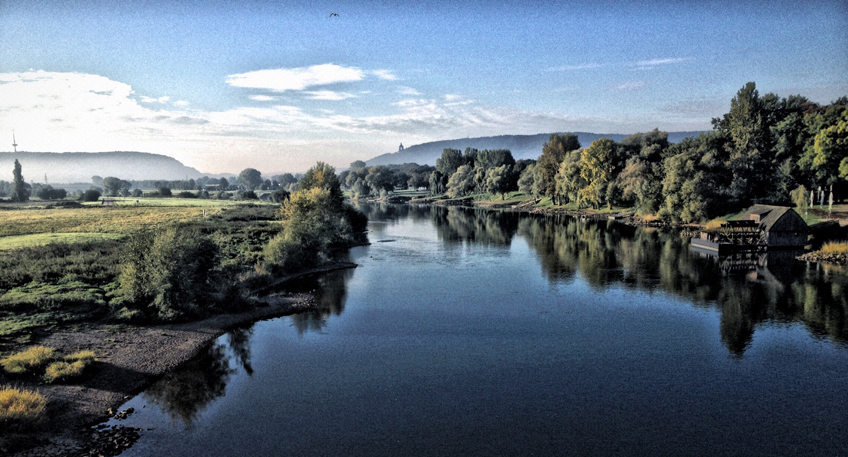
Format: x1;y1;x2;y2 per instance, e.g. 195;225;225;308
106;204;848;456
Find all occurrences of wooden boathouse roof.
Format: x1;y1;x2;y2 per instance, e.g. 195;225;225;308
741;205;808;233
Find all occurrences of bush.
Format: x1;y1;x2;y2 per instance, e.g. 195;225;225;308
820;241;848;255
37;185;67;200
238;190;258;200
43;360;86;383
1;346;56;375
131;189;143;197
80;189;102;202
117;226;220;320
0;386;47;425
177;191;197;199
159;187;172;197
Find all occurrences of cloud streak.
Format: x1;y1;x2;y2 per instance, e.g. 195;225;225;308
226;64;365;92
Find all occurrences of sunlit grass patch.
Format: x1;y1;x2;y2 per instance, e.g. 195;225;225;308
0;386;47;424
819;241;848;255
43;360;87;383
704;218;727;230
64;350;96;364
0;346;56;375
0;232;125;251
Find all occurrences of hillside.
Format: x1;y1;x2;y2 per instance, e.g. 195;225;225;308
0;151;203;184
365;131;704;166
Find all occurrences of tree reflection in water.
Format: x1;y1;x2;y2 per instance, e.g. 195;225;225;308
364;204;848;356
143;342;236;426
287;268;354;336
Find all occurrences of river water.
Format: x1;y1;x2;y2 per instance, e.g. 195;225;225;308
104;204;848;456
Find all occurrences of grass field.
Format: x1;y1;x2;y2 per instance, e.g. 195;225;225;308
0;233;125;251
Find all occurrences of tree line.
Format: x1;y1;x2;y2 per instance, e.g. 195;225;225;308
356;82;846;223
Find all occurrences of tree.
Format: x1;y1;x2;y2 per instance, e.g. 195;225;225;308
12;159;28;202
485;164;512;200
118;227;219;320
810;109;848;187
446;165;476;198
713;82;771;203
237;168;263;190
159;187;172;197
36;185;67;200
102;176;128;196
436;149;465;178
536;133;581;202
218;177;230;191
350;160;367;170
518;164;536;196
296;162;344;204
578;138;617;209
81;189;102;202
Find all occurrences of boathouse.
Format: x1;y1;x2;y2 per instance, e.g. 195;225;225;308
740;205;808;247
690;205;808;254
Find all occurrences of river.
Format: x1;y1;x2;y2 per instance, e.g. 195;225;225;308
103;204;848;456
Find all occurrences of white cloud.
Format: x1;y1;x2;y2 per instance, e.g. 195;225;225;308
249;95;277;102
305;91;357;101
398;86;421;96
140;95;170;104
444;94;462;101
173;100;190;107
634;58;689;69
372;69;398;80
226;64;365;92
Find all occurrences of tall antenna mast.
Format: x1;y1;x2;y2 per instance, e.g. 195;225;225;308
12;131;18;153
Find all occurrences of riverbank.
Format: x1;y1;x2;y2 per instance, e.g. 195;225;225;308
5;286;329;456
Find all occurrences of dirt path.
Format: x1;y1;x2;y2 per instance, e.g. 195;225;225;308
7;293;317;457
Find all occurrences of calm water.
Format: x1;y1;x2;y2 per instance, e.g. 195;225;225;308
105;204;848;456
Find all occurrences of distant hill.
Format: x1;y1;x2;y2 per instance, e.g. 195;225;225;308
0;151;204;184
365;131;704;166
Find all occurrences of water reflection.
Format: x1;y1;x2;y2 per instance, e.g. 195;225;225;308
430;206;519;246
362;204;848;355
284;268;354;336
143;342;236;426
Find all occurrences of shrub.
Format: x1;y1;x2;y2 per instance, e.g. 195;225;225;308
43;360;87;383
118;226;219;320
820;241;848;255
80;189;102;202
1;346;56;375
0;386;47;425
159;187;172;197
177;191;197;199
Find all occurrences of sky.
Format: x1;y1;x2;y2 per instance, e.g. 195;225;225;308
1;0;846;175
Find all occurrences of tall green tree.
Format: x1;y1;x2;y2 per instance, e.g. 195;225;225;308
237;168;263;190
578;138;619;209
713;82;772;203
485;164;512;200
12;159;27;202
536;133;580;202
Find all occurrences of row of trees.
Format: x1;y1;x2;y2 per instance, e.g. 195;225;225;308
382;82;844;222
512;83;847;222
339;162;434;198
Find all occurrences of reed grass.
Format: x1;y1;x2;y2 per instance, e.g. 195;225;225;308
0;386;47;424
0;346;56;375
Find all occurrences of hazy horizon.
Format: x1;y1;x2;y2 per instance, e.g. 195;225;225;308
1;0;846;173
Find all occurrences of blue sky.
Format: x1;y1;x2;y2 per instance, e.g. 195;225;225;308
1;0;846;174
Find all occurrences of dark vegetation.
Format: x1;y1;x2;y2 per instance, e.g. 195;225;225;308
0;163;366;343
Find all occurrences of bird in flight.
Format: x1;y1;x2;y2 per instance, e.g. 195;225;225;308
329;13;339;17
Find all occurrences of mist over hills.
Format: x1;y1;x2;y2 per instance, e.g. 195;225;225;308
364;131;704;166
0;151;205;184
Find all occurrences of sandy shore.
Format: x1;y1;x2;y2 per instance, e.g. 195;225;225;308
6;292;318;457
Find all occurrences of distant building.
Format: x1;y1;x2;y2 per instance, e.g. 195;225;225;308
741;205;808;247
398;143;404;152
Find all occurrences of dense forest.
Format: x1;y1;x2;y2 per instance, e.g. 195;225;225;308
342;83;848;223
